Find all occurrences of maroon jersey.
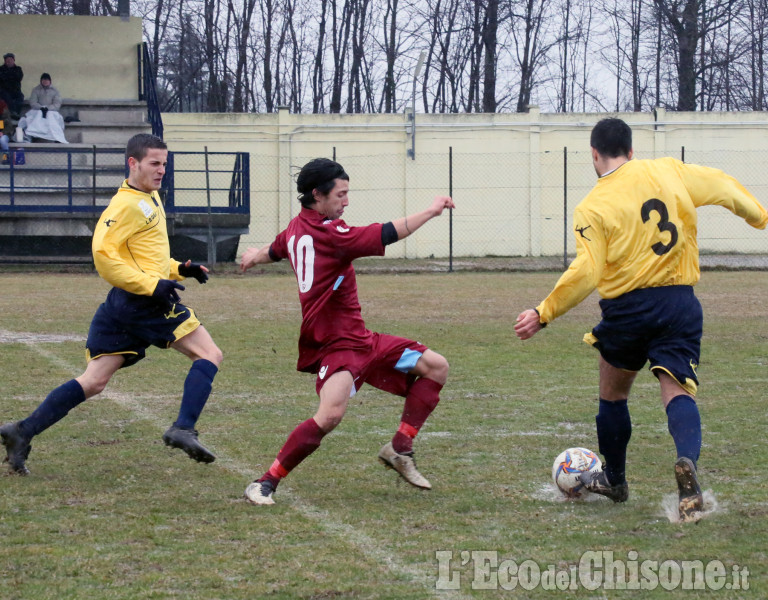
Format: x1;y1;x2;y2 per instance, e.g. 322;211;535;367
270;207;386;372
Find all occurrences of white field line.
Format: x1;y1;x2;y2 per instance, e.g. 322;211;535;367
19;339;471;600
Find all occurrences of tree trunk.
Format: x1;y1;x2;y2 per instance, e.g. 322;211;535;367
482;0;498;112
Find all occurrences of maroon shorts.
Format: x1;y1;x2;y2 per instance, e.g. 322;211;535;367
314;332;428;396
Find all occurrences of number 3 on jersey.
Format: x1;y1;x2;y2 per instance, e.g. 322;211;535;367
287;234;315;292
641;198;678;255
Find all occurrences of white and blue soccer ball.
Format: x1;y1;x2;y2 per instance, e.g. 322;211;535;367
552;447;602;498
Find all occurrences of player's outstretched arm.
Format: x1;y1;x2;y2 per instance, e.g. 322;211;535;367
514;308;545;340
391;195;455;241
240;246;275;273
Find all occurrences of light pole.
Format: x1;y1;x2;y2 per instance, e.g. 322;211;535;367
407;51;426;160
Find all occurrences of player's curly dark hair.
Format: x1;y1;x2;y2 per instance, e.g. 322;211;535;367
296;158;349;208
126;133;167;162
590;118;632;158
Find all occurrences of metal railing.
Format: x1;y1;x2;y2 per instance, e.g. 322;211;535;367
138;43;164;139
0;147;249;215
0;146;126;212
164;150;250;214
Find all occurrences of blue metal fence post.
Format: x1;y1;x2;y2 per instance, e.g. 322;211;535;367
165;152;175;210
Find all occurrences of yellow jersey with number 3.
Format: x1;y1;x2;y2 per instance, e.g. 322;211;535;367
92;180;182;296
537;157;768;324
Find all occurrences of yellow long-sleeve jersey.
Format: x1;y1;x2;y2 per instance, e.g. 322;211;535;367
92;180;182;296
537;157;768;324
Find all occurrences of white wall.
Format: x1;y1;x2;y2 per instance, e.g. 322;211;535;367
1;14;142;101
162;108;768;258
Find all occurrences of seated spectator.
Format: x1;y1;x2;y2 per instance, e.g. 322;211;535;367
0;97;14;164
30;72;62;115
0;52;24;119
18;73;68;144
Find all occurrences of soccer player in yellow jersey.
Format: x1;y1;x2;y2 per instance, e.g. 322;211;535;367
1;134;223;475
515;118;768;522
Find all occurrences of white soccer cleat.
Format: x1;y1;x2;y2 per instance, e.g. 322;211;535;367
244;480;276;505
378;442;432;490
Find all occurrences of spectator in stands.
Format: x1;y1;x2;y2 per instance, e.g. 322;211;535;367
30;72;62;116
18;73;68;144
0;98;13;164
0;52;24;119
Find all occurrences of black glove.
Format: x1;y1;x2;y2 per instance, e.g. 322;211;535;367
41;107;48;118
152;279;185;304
178;261;209;284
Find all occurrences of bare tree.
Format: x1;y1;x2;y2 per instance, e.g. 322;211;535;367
346;0;371;112
329;0;352;113
8;0;768;114
311;0;329;112
260;0;276;112
602;0;648;111
382;0;398;112
229;0;257;112
652;0;732;110
740;0;768;109
510;0;553;112
482;0;500;112
467;0;484;112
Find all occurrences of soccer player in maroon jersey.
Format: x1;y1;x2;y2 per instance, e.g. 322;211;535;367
239;158;455;505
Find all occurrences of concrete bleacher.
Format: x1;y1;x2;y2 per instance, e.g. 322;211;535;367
1;15;249;264
2;98;149;209
59;99;152;144
1;98;247;264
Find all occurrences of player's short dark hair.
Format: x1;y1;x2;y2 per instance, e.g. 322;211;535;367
590;118;632;158
296;158;349;208
126;133;167;162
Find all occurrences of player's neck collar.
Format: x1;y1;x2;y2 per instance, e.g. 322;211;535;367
124;180;154;195
599;159;630;178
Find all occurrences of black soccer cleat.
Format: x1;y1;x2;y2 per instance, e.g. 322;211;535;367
0;421;32;475
675;457;704;522
579;468;629;503
162;426;216;464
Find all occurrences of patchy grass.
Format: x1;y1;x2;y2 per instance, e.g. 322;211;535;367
1;270;766;599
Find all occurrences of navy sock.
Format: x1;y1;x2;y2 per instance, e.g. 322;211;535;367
666;395;701;465
595;398;632;485
19;379;87;437
174;359;218;429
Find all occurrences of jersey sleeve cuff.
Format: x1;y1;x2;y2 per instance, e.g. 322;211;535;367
268;245;282;262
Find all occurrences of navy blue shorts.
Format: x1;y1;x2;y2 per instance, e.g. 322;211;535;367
85;287;200;368
584;285;702;394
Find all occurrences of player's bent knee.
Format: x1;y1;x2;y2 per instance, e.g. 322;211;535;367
78;375;109;398
208;346;224;367
430;355;449;385
317;412;344;432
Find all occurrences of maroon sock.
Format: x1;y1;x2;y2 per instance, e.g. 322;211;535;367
261;418;325;486
392;378;443;453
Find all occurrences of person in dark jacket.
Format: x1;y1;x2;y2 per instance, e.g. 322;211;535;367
0;53;24;118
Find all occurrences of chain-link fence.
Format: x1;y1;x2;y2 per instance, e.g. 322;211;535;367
2;144;766;267
242;145;767;269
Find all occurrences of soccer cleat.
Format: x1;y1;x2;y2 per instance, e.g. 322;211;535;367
162;426;216;464
378;442;432;490
675;457;703;522
244;479;276;505
579;468;629;503
0;422;32;475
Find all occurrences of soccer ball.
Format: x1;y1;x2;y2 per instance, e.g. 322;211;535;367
552;447;602;498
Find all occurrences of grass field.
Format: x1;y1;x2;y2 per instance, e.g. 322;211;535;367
0;268;765;599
